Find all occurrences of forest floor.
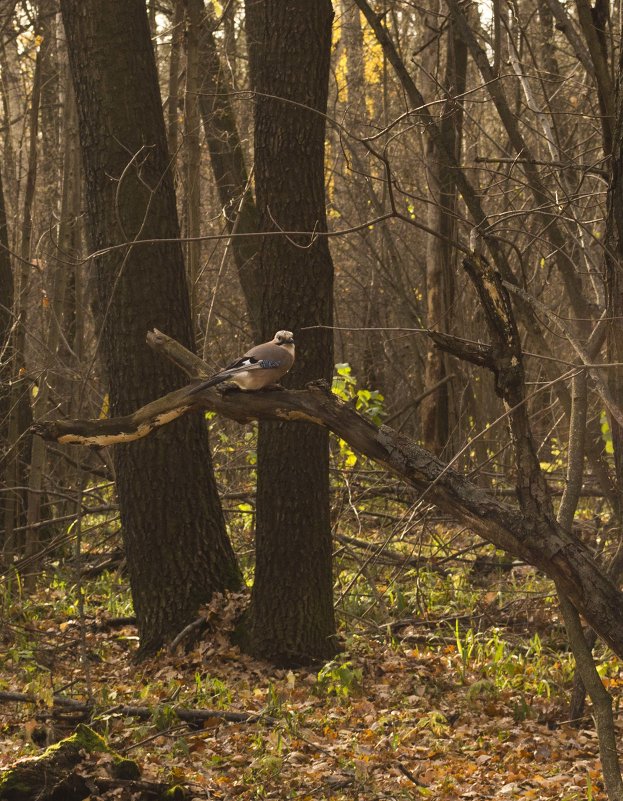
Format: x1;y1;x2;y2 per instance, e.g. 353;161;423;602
0;556;619;801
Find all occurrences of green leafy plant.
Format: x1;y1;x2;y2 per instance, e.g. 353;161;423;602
332;363;385;425
331;363;385;469
415;709;448;736
455;621;476;682
315;658;363;699
194;673;232;708
151;704;177;731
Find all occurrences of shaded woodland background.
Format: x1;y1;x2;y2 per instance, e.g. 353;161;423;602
4;0;623;798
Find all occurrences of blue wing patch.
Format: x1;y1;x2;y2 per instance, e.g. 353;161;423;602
259;359;280;368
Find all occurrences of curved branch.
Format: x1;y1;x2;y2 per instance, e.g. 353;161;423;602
31;331;623;660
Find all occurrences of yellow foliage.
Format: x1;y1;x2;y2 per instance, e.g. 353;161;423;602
99;394;110;419
325;136;336;206
335;48;348;101
362;18;384;116
334;9;382;114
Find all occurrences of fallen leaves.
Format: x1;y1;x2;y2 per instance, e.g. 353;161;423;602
0;585;615;801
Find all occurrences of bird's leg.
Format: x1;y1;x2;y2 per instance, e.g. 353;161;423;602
261;383;286;391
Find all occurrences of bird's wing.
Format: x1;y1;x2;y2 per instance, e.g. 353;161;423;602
189;353;283;394
245;342;294;369
218;354;282;376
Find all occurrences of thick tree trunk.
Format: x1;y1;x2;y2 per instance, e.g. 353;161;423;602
243;0;336;665
60;0;241;656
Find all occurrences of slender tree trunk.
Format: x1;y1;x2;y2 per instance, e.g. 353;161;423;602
2;40;40;561
242;0;336;665
21;34;48;579
607;41;623;539
183;0;201;318
39;0;61;217
195;0;260;327
420;15;466;454
60;0;241;656
167;0;184;162
0;161;16;560
0;31;23;233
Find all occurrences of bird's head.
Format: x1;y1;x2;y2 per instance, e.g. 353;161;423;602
273;330;295;346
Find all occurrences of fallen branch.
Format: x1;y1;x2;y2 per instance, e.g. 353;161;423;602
31;329;623;661
168;616;209;652
0;690;276;726
396;760;428;787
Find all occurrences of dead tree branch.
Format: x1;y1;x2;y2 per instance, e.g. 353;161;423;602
460;253;623;799
0;690;276;726
30;328;623;661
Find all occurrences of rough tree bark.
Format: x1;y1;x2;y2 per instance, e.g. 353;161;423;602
241;0;337;665
59;0;240;656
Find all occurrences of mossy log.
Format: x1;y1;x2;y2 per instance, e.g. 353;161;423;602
0;723;140;801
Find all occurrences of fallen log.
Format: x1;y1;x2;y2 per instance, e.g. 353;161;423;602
0;723;140;801
31;329;623;661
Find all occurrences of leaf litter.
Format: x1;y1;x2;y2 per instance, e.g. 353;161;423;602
0;582;617;801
